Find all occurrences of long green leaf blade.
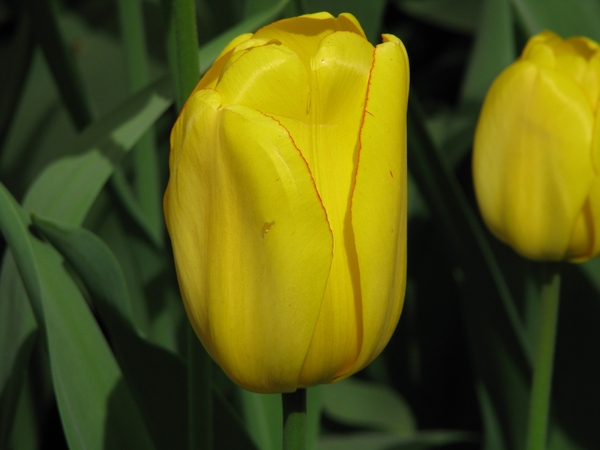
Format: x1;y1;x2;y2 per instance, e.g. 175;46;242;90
22;75;172;225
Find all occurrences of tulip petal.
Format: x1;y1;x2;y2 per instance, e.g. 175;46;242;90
192;33;254;92
473;61;595;260
253;13;366;70
345;35;409;375
215;41;309;120
165;89;333;393
280;31;375;385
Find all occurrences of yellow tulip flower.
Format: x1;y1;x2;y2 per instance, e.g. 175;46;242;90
473;31;600;261
164;12;409;393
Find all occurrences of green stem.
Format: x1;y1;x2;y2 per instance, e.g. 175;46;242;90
161;1;207;447
117;0;162;242
282;389;307;450
525;264;561;450
188;325;213;450
162;0;200;111
292;0;306;15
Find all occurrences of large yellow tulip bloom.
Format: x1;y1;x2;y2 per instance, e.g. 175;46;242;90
164;12;409;393
473;31;600;261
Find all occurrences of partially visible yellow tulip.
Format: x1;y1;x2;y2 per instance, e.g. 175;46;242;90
163;12;409;393
473;30;600;261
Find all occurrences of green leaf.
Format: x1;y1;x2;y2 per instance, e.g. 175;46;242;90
31;238;156;450
241;390;282;450
0;183;39;449
198;0;290;74
110;167;163;248
22;75;172;225
0;183;42;309
513;0;600;42
319;430;478;450
407;92;532;448
0;11;34;151
215;388;259;450
304;0;387;44
393;0;482;34
475;382;507;450
31;215;263;449
117;0;164;249
460;0;514;103
322;378;416;435
307;386;323;450
0;184;155;449
8;380;39;450
30;214;187;450
24;0;94;129
30;214;134;324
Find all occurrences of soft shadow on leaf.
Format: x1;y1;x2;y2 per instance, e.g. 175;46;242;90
319;430;478;450
322;378;415;435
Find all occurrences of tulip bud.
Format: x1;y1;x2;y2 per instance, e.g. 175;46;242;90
473;31;600;262
164;12;409;393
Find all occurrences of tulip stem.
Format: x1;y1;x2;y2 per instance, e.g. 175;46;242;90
525;264;561;450
282;389;307;450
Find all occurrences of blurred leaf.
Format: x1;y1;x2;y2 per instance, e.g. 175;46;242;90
307;386;323;450
578;257;600;294
322;378;415;435
90;199;152;336
0;255;38;450
513;0;600;42
304;0;387;44
241;386;323;450
0;183;39;448
31;214;187;450
8;380;39;450
548;424;588;450
30;214;134;324
475;382;506;450
407;93;531;363
1;64;171;450
214;388;259;450
550;264;600;449
319;430;477;450
1;11;165;199
0;11;34;150
110;167;163;247
32;238;156;450
241;390;282;450
24;0;94;129
407;92;532;448
425;104;479;168
394;0;482;34
460;0;514;103
31;214;260;449
199;0;290;73
0;184;155;449
245;0;281;16
117;0;164;249
0;49;76;198
22;75;172;225
0;183;42;310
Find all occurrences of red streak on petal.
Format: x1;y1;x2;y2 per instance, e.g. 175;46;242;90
350;46;377;206
258;110;334;243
